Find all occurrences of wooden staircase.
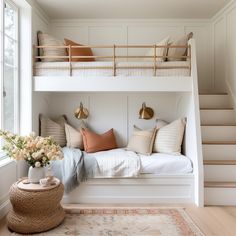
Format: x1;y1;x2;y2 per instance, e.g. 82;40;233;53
199;93;236;205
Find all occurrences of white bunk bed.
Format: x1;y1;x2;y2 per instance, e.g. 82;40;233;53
33;39;203;206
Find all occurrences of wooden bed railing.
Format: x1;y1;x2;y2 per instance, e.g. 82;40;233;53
33;44;191;76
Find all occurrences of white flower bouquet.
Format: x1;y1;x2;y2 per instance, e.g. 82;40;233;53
0;130;63;168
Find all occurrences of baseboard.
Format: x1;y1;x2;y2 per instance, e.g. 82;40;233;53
0;200;10;220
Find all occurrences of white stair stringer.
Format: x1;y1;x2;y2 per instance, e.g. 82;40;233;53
200;93;236;205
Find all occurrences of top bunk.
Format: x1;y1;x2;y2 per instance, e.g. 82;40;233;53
33;32;196;92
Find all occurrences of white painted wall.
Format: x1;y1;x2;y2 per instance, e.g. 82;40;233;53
212;1;236;95
32;7;51;134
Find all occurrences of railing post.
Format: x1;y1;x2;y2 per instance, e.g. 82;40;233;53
69;45;72;76
113;44;116;76
153;45;156;76
189;45;191;74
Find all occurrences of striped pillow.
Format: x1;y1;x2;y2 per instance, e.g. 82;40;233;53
38;33;67;62
40;115;67;147
65;121;87;149
153;118;186;155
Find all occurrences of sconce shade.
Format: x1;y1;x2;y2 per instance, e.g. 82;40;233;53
139;102;154;120
74;102;89;119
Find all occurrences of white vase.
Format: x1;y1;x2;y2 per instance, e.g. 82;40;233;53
28;166;45;183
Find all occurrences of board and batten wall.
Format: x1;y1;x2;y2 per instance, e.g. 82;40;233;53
47;92;190;148
49;19;212;93
32;7;51;134
212;1;236;101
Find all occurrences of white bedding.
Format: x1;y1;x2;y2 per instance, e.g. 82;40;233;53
85;148;192;178
140;153;193;174
34;61;190;77
85;148;141;178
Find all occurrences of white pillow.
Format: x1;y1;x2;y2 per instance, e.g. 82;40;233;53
65;121;87;149
38;33;67;62
167;32;193;61
127;126;156;155
145;36;170;62
153;118;186;155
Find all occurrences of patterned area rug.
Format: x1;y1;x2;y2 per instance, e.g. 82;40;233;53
12;208;204;236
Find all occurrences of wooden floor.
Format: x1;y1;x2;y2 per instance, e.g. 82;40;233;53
1;204;236;235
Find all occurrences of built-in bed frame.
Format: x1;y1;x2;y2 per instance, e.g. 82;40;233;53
33;39;203;206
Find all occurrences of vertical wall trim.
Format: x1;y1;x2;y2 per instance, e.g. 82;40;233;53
126;95;129;144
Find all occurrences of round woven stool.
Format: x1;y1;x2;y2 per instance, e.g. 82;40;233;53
7;181;65;234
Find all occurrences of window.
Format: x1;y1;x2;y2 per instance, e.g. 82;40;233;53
0;0;19;159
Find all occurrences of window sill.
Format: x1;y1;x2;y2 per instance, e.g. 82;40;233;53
0;157;14;168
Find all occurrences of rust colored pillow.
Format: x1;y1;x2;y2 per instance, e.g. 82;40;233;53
82;128;117;153
64;38;95;62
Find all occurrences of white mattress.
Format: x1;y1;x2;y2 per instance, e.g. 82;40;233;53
139;153;193;174
85;148;192;176
34;61;190;77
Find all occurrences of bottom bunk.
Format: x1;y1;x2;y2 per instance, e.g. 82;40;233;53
55;148;194;204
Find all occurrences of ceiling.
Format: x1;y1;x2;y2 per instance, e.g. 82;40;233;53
36;0;230;19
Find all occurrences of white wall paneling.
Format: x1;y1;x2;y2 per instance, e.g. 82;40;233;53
48;92;191;149
0;161;16;219
212;0;236;96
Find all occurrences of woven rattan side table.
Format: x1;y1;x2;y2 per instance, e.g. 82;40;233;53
7;179;65;234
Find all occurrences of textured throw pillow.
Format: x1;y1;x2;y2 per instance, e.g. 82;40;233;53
82;128;117;153
40;114;67;147
38;33;67;62
145;36;170;62
167;32;193;61
153;118;186;155
64;38;95;62
65;121;87;149
127;126;156;155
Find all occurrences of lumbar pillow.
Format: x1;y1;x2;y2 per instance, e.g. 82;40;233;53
145;36;170;62
153;118;186;155
81;128;117;153
38;32;67;62
64;38;95;62
65;121;87;149
127;126;156;155
167;32;193;61
39;114;67;147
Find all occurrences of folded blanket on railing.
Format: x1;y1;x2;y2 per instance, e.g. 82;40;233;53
50;147;141;193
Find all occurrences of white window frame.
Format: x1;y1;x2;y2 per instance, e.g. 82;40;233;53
0;0;19;161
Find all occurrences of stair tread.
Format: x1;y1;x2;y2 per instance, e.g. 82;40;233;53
200;108;233;110
203;141;236;145
201;124;236;126
205;181;236;188
204;160;236;165
199;93;228;95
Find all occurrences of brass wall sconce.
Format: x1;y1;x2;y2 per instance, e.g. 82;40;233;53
74;102;89;119
139;102;154;120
